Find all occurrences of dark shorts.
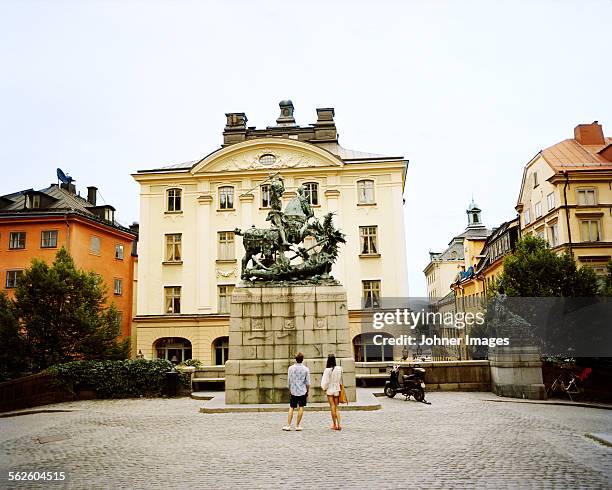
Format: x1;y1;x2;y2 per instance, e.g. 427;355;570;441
290;394;307;408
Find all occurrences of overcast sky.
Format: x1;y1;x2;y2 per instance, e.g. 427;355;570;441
1;0;610;296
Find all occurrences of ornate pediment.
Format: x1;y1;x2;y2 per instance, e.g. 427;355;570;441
191;139;343;175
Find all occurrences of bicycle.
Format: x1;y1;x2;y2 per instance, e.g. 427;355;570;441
546;365;592;401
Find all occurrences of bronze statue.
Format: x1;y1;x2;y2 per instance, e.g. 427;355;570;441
235;176;345;282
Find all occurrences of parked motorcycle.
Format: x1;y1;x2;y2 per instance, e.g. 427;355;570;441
384;364;429;403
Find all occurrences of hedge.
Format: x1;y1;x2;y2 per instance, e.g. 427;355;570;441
46;359;182;398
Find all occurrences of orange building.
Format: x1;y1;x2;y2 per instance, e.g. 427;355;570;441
0;181;137;341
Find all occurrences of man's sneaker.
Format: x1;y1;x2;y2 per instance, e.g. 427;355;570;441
295;426;303;431
282;426;292;431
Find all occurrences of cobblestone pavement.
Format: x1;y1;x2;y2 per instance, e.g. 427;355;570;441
1;392;611;489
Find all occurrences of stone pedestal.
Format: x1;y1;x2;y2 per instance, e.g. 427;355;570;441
225;284;357;404
489;346;546;400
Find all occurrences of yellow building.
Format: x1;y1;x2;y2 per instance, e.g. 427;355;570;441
516;121;612;274
132;101;409;364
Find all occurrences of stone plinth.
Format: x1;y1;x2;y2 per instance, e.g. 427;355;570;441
489;346;546;400
225;284;357;404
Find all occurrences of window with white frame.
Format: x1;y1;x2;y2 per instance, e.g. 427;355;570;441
165;234;182;262
547;192;555;211
219;186;234;210
114;278;123;295
303;182;319;206
5;270;23;288
577;188;596;206
115;243;124;260
534;202;542;218
357;179;375;204
166;188;182;212
218;285;234;313
164;286;181;314
580;220;601;242
359;226;379;255
549;223;559;247
261;184;271;208
218;232;235;260
9;232;26;250
362;280;381;309
90;236;100;255
523;209;531;225
41;230;58;248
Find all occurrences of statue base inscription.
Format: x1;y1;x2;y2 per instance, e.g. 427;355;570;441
225;284;357;404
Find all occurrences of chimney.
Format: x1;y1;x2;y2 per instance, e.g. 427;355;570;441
314;107;337;142
574;121;605;145
223;112;248;146
276;100;296;126
87;186;97;205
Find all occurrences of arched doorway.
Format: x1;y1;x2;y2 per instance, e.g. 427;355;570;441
212;336;229;365
353;333;394;362
154;337;192;363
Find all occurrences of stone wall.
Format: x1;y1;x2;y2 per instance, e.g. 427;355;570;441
225;284;357;404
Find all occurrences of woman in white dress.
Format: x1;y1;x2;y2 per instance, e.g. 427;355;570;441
320;354;343;430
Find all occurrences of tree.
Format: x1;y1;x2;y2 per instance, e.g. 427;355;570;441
601;261;612;296
15;247;129;373
499;235;599;297
0;291;26;381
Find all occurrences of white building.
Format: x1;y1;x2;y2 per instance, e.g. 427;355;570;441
132;101;409;364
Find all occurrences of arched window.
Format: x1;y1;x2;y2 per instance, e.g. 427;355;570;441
154;337;192;363
219;186;234;210
353;333;394;362
213;336;229;365
303;182;319;206
166;188;182;212
357;179;375;204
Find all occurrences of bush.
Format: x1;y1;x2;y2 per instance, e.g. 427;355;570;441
47;359;177;398
176;358;202;369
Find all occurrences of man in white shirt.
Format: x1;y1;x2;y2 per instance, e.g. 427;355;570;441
283;352;310;431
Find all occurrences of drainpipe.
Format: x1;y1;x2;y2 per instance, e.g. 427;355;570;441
64;213;71;252
562;171;573;257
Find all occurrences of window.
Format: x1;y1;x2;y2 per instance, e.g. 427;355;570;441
218;285;234;313
577;188;596;206
534;202;542;218
362;280;381;309
218;232;235;260
115;244;124;260
5;270;23;288
213;337;229;365
259;154;276;165
90;236;101;255
104;208;114;222
219;186;234;210
580;220;601;242
9;232;26;250
154;337;192;362
164;286;181;314
114;278;123;295
549;224;559;247
303;182;319;206
359;226;379;255
261;184;271;208
523;209;531;225
353;333;393;362
25;194;40;209
536;228;545;240
547;193;555;211
167;188;182;212
165;234;182;262
533;172;538;187
357;180;375;204
41;230;58;248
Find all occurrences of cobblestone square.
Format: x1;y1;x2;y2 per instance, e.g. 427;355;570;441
1;392;611;489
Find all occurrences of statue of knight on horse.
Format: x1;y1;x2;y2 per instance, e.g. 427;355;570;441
234;175;345;282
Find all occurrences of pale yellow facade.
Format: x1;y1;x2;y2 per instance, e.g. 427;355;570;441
132;136;409;364
517;152;612;273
